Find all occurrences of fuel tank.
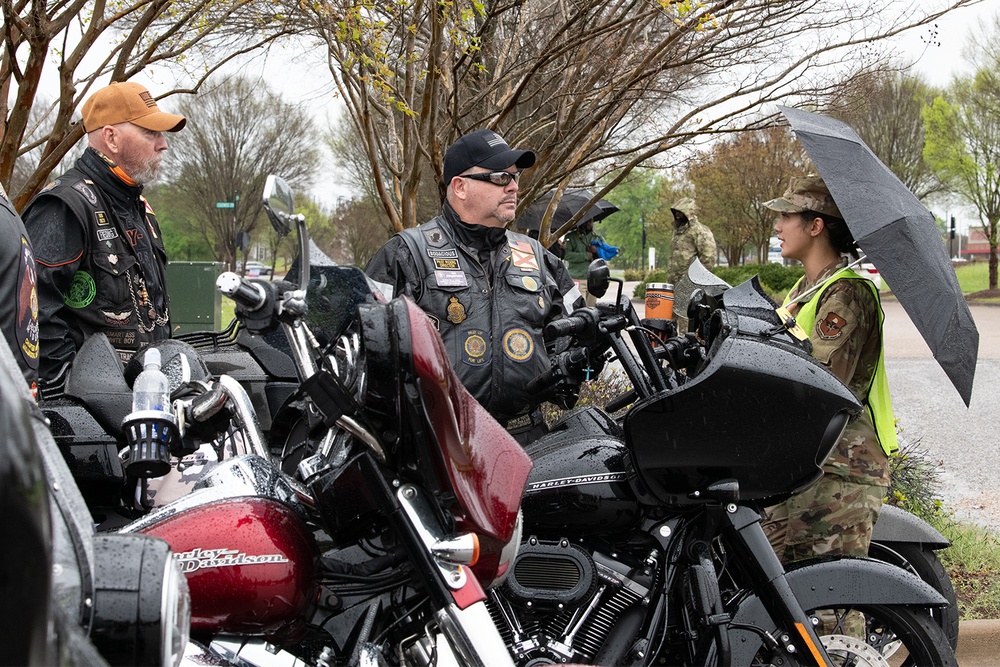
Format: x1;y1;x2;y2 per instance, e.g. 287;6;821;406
521;407;642;537
137;496;318;638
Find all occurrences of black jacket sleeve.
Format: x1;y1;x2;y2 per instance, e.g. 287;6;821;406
21;195;88;380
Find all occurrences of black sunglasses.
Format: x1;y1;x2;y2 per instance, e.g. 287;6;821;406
457;171;520;186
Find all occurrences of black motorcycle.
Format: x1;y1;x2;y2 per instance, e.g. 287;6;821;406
483;261;956;666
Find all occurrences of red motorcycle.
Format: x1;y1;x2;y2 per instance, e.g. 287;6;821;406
116;176;530;666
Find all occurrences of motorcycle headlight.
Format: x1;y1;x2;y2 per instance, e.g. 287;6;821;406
90;533;191;667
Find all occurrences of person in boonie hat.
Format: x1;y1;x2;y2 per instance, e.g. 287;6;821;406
760;172;898;636
20;81;186;381
764;174;844;220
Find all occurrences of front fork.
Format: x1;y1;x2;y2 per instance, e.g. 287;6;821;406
722;505;834;667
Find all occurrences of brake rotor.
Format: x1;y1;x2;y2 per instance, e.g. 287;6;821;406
821;634;890;667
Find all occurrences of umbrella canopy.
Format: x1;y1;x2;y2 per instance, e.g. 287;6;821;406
518;188;619;233
779;105;979;406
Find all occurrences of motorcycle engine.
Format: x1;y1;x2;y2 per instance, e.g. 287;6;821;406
487;538;654;666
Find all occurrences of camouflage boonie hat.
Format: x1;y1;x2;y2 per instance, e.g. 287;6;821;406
764;175;843;219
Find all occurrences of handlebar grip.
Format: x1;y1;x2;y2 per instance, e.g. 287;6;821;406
545;315;587;339
216;272;267;311
526;365;561;395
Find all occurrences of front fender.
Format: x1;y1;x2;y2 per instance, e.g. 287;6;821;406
871;505;950;549
728;557;947;664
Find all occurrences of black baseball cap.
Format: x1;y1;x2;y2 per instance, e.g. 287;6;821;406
443;129;536;183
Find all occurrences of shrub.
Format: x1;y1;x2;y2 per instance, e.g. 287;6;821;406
884;434;945;522
713;263;804;295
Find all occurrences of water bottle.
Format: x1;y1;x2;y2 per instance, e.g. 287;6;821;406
124;348;174;477
132;348;169;413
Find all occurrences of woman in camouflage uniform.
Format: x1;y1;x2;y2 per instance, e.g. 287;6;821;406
759;175;898;571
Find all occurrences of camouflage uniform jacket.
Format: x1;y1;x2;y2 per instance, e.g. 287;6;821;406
784;259;890;487
667;219;717;285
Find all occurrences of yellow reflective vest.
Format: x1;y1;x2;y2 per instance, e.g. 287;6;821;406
786;268;899;456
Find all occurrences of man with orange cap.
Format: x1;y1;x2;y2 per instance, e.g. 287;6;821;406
22;82;186;382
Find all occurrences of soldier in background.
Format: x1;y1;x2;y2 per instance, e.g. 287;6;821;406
666;197;717;286
667;197;716;331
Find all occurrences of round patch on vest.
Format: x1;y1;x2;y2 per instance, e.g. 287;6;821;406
503;328;534;362
818;311;847;339
463;329;489;366
521;276;538;291
65;271;96;309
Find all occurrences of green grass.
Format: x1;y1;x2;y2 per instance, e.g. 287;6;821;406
928;514;1000;620
954;261;990;294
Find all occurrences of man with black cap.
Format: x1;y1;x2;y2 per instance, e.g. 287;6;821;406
22;81;186;382
366;129;582;438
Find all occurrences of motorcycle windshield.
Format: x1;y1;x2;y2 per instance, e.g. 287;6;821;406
401;298;532;543
624;292;862;506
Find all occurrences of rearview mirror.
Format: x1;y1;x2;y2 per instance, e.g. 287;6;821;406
263;175;295;237
586;259;611;298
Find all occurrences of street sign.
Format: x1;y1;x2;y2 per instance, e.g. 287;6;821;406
216;202;235;209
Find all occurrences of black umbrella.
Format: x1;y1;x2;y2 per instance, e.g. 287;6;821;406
518;189;619;233
779;105;979;406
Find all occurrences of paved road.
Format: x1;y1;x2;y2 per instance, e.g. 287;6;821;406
881;299;1000;532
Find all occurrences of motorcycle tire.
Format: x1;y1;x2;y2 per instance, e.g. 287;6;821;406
868;542;960;650
806;604;956;667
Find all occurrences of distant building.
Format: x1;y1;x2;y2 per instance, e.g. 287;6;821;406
964;227;990;260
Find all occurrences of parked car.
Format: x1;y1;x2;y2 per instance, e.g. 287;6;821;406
859;262;882;289
237;260;273;277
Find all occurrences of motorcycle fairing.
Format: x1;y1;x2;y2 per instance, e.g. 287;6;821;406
725;557;948;664
624;308;861;506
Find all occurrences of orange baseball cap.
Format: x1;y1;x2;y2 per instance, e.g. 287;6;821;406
81;82;186;133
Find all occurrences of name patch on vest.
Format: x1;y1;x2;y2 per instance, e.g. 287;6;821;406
97;228;119;242
434;258;460;270
427;248;458;259
434;270;468;288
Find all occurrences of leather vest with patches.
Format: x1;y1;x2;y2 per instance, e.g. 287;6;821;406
398;215;566;421
36;168;170;363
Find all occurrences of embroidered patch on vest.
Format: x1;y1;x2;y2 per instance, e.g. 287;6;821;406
101;309;133;327
96;210;110;226
427;248;458;259
509;240;539;271
447;296;467;324
463;330;488;365
65;271;97;308
422;228;448;248
71;181;99;206
434;258;460;270
16;236;38;365
97;228;119;242
818;312;847;339
503;328;534;362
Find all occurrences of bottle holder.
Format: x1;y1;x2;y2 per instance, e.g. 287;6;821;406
122;410;178;478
